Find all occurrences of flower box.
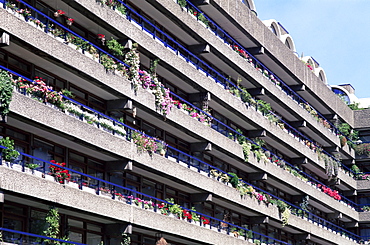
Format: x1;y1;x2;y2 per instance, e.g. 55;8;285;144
82;186;97;195
101;127;113;134
66;181;79;189
44;174;55;182
67;43;78;50
11;163;23;172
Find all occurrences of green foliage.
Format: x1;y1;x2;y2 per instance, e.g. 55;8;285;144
177;0;187;8
0;70;14;117
338;123;351;137
363;206;370;212
257;100;272;115
165;198;182;216
44;207;69;245
354;143;370;157
106;38;125;57
281;208;290;227
149;58;160;76
0;137;19;162
190;207;200;222
100;54;116;70
197;13;209;26
26;163;39;169
241;141;251;162
228;172;239;188
235;128;245;145
240;87;252;104
348;102;364;110
116;4;127;16
121;233;131;245
351;164;361;174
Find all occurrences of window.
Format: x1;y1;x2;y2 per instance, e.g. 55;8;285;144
69;86;106;113
35;69;66;91
3;203;27;243
68;151;104;185
33;138;65;167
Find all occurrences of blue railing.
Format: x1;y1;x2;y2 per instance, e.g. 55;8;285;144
0;63;359;222
179;0;361;147
2;0;357;179
115;0;356;174
2;0;130;70
0;147;290;245
0;227;86;245
1;0;360;224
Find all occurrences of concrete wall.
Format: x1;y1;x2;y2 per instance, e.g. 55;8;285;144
210;0;354;127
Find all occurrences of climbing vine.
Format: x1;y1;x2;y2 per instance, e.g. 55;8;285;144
43;207;69;245
0;70;14;121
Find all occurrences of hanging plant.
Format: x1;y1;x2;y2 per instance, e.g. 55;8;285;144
66;18;74;26
124;43;140;92
281;208;290;227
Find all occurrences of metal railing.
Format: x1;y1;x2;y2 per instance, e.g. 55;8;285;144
0;61;359;219
178;0;362;151
2;0;357;178
0;148;290;245
0;0;361;223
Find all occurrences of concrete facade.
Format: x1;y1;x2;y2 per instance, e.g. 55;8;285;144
0;0;370;244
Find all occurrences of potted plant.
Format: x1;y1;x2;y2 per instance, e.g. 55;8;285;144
54;9;65;17
0;137;20;163
66;17;74;26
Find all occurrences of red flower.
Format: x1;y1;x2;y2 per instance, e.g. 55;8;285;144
97;34;105;39
57;10;65;15
201;216;210;225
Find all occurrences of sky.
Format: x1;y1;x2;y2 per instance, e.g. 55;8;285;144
254;0;370;99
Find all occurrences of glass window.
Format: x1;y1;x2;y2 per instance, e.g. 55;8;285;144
30;210;47;236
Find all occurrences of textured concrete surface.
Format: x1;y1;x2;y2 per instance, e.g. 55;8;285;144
209;0;354;127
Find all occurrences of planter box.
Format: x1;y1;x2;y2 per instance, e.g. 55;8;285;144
83;186;97;195
66;181;79;189
44;174;55;182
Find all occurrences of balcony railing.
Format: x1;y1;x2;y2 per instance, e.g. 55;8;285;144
0;227;85;245
0;148;291;245
1;0;357;181
2;60;356;211
0;0;362;228
0;63;359;231
178;0;350;140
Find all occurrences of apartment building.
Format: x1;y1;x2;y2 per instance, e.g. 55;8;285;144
0;0;370;244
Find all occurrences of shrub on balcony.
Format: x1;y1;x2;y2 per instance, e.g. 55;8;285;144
0;137;19;162
354;143;370;157
132;131;158;156
177;0;187;8
106;38;125;57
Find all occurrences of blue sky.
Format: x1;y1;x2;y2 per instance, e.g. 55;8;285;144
255;0;370;99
